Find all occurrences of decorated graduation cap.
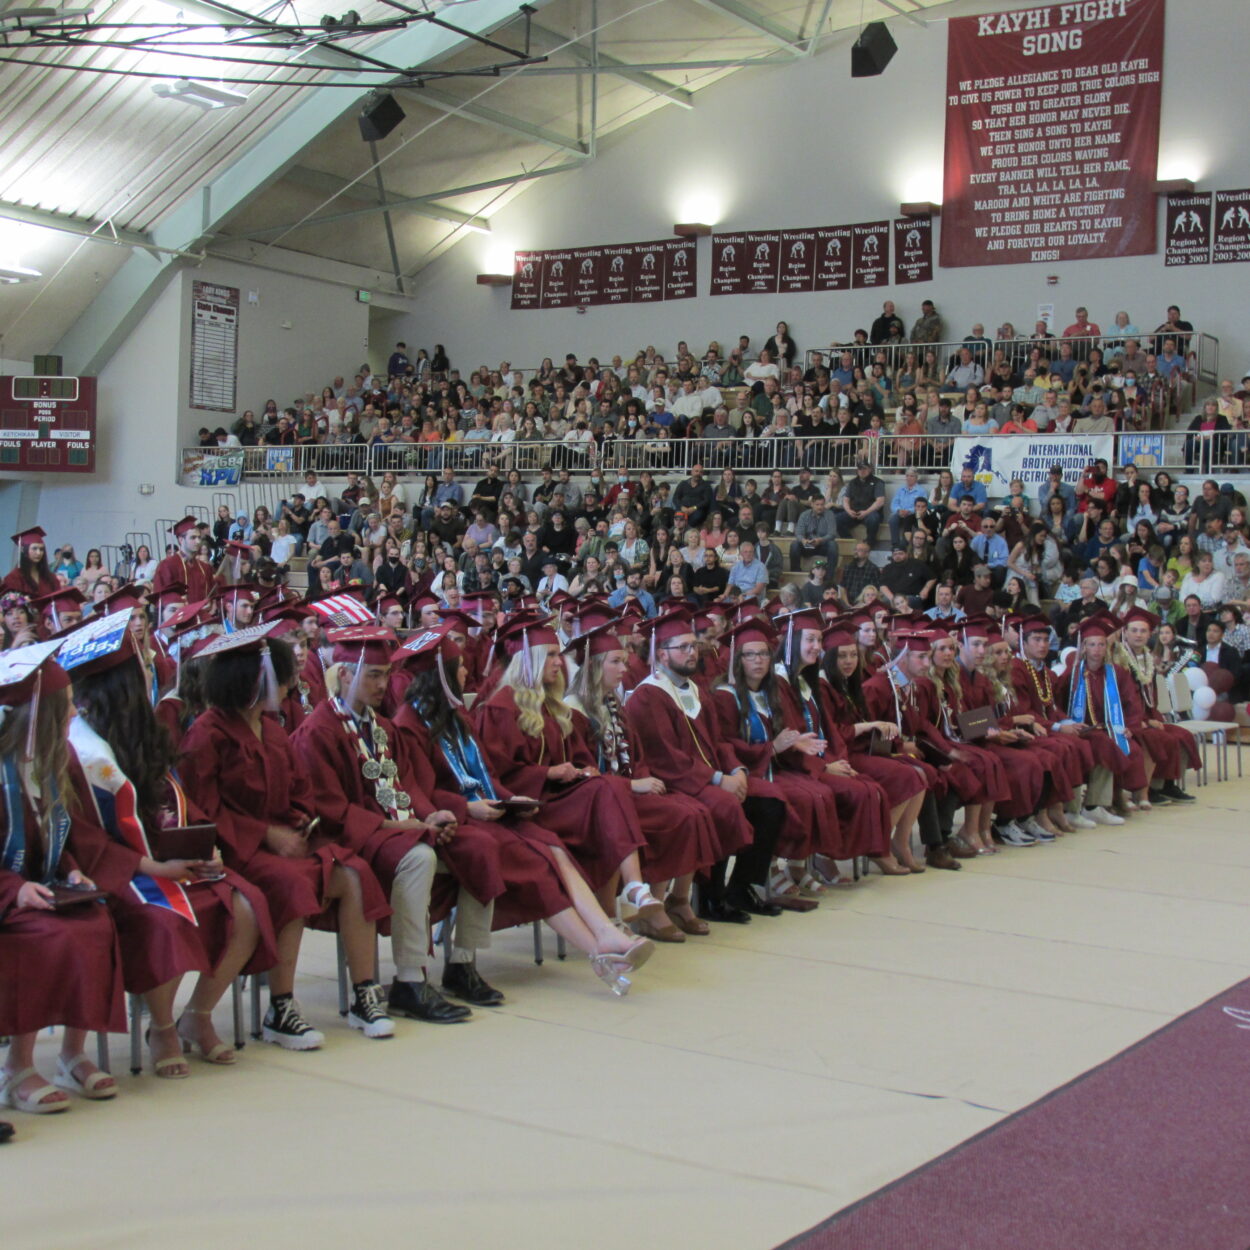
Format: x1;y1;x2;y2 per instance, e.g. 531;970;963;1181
97;583;146;617
170;516;200;539
197;620;285;711
57;608;140;681
29;586;86;632
11;526;47;550
328;625;396;667
562;620;626;665
0;637;69;757
396;623;466;706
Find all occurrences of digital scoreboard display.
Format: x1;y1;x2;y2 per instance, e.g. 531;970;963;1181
0;375;97;473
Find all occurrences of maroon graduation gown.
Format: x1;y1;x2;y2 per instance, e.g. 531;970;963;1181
1119;655;1201;779
623;678;754;860
179;708;389;933
153;552;213;603
473;686;645;890
1008;657;1098;786
956;664;1047;819
818;678;933;802
67;757;276;995
1054;660;1150;791
570;704;721;880
390;706;577;929
0;789;126;1036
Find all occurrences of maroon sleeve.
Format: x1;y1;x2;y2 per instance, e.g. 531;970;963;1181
711;689;772;778
180;716;271;863
291;713;386;852
474;692;553;799
624;685;717;795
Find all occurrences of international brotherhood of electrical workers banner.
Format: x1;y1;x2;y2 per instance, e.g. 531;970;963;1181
950;434;1116;492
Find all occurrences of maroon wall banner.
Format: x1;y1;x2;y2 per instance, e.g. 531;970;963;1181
1213;189;1250;264
852;221;890;288
510;251;542;309
778;229;817;293
510;239;697;308
710;233;747;296
743;232;781;293
940;0;1165;269
893;216;934;284
663;239;697;300
814;227;852;290
1164;192;1211;266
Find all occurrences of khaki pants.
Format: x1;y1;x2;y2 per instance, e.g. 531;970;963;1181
390;845;494;981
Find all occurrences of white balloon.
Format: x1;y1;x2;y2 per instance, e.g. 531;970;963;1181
1185;667;1209;691
1192;686;1217;714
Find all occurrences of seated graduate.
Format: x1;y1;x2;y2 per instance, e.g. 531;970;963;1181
391;624;655;996
1;642;125;1120
179;624;392;1050
61;613;276;1078
292;625;503;1024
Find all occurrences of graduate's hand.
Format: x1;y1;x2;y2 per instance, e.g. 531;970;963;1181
467;800;503;822
720;771;748;802
16;881;54;910
773;728;801;752
547;763;580;783
265;825;308;858
872;722;899;740
66;868;97;889
630;776;666;795
148;858;201;880
826;759;855;777
1058;723;1083;736
794;733;827;756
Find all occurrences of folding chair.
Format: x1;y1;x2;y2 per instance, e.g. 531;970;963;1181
1160;673;1229;784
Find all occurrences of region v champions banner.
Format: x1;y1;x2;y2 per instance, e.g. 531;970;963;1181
511;239;695;310
949;433;1115;492
941;0;1164;268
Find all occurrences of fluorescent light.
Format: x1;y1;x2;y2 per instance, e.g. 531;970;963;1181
293;42;363;70
152;77;248;108
0;265;42;284
0;7;93;32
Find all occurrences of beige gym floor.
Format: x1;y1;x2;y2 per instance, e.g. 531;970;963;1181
9;776;1250;1250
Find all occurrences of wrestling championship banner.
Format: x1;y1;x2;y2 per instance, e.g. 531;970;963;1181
510;239;695;309
940;0;1165;268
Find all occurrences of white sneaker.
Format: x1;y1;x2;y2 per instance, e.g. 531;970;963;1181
1022;817;1056;843
1067;811;1097;829
996;822;1036;847
1084;806;1125;826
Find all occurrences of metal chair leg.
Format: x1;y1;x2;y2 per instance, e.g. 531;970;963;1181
556;933;567;960
532;920;544;965
129;994;143;1076
232;977;245;1051
335;930;349;1016
96;1031;110;1074
250;973;265;1040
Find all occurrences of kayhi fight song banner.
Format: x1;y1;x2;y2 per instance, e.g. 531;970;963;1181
510;239;695;310
940;0;1165;268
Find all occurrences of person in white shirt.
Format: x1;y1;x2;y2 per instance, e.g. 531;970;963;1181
744;349;780;385
696;377;723;412
670;379;706;423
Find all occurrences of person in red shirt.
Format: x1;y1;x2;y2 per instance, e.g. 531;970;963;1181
1062;306;1101;340
1076;459;1118;515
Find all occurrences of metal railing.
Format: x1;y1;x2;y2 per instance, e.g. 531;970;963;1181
180;428;1249;492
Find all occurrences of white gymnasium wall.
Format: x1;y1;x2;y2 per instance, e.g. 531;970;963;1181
30;259;369;554
400;0;1249;377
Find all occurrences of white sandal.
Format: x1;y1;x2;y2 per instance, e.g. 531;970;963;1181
54;1054;118;1100
2;1066;70;1114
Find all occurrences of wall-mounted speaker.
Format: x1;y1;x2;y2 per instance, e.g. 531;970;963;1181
851;21;897;78
359;92;405;142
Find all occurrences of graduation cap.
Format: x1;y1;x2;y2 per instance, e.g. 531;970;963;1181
571;599;619;636
328;625;396;667
495;614;560;659
1075;616;1115;642
57;610;140;681
29;587;86;631
773;608;824;660
439;609;482;638
158;599;212;633
196;621;284;658
11;526;47;550
891;629;936;654
396;623;466;705
170;516;200;539
153;582;188;614
957;615;997;642
460;589;501;624
213;583;258;611
375;594;405;617
1119;606;1161;632
719;616;778;668
265;606;314;640
0;637;70;754
548;590;575;614
562;621;627;664
97;584;147;617
821;619;858;651
636;607;695;671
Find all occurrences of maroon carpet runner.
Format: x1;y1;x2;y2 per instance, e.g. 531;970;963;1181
779;976;1250;1250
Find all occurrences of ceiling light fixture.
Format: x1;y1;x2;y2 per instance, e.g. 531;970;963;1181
0;265;43;284
0;6;93;32
152;77;249;108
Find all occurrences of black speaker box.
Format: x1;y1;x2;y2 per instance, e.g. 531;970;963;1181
851;21;897;78
359;93;405;142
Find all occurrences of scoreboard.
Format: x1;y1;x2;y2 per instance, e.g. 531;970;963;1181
0;375;97;473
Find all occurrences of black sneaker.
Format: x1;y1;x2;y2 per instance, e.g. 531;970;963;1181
347;981;396;1039
262;995;325;1050
1161;781;1196;802
442;961;505;1007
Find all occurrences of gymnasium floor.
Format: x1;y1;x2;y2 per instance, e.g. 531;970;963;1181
9;775;1250;1250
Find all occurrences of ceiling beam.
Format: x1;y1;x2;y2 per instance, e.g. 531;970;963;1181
52;0;536;375
0;200;201;260
685;0;806;51
404;85;589;156
281;166;490;232
527;22;693;108
226;161;583;238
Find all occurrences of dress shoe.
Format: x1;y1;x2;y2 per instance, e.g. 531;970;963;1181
442;962;505;1007
948;839;979;858
697;896;751;925
0;1120;13;1144
388;978;471;1023
925;847;962;871
726;884;783;917
1161;781;1195;802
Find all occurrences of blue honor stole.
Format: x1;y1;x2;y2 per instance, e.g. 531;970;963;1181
1;755;71;883
1068;660;1131;756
